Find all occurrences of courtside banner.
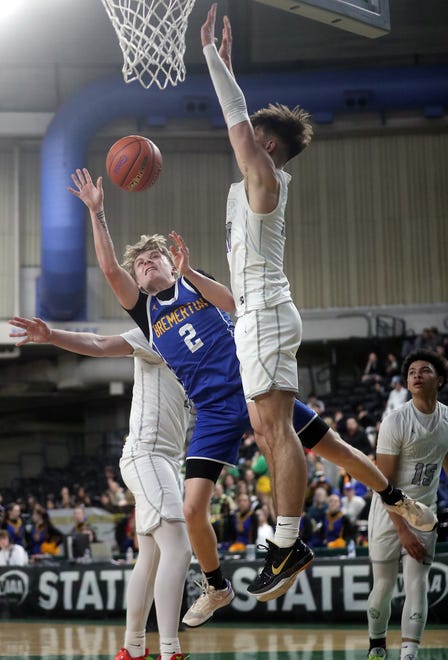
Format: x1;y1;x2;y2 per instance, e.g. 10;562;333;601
187;554;448;623
0;555;447;622
0;563;132;617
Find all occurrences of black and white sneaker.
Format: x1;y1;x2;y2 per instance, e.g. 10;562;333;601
247;537;314;602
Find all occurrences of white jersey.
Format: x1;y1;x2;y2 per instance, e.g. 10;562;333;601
120;327;190;462
119;328;191;534
226;169;293;317
375;399;448;511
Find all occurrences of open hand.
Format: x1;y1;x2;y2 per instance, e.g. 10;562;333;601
8;316;51;346
169;230;191;276
201;4;233;74
219;15;233;73
201;3;217;47
68;168;104;213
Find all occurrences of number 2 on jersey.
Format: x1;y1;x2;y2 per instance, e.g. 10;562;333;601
179;323;204;353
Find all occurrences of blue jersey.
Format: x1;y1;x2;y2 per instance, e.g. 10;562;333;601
128;277;243;406
127;278;250;465
126;277;323;466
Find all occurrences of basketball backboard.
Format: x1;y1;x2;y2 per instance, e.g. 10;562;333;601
254;0;390;38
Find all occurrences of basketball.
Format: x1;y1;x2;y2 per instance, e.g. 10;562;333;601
105;135;163;192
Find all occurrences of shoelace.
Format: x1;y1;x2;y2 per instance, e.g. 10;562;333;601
256;543;277;575
192;575;209;597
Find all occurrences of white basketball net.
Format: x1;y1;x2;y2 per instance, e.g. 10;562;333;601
101;0;197;90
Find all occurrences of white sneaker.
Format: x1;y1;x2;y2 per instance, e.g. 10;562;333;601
367;648;387;659
182;578;234;627
383;492;437;532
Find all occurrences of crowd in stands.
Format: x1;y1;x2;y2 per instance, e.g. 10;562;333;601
0;462;137;566
1;329;448;565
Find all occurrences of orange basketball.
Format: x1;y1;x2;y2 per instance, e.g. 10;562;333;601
105;135;163;192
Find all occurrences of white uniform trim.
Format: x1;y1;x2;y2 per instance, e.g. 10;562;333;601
121;327;189;461
368;493;437;562
234;302;302;399
120;451;185;535
375;400;448;508
368;399;448;562
119;327;190;534
226;169;293;317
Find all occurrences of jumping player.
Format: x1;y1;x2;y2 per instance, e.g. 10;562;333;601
200;3;436;602
201;1;313;601
67;167;436;627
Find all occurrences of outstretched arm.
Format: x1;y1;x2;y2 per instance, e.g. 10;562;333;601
8;316;133;357
169;231;235;312
68;168;139;310
201;4;278;211
201;5;250;147
201;3;233;75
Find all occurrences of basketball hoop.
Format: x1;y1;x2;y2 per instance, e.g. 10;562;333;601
101;0;196;90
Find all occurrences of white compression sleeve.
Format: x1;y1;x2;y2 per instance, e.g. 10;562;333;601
203;43;250;129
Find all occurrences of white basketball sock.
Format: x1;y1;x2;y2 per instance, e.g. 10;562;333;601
123;630;146;658
401;641;419;659
160;637;181;660
274;516;300;547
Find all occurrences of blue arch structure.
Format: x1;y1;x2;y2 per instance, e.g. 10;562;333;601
39;66;448;320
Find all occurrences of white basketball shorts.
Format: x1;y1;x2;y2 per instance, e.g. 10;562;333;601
368;494;437;562
234;301;302;400
120;443;185;535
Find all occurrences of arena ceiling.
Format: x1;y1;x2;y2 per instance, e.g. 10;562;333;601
0;0;446;114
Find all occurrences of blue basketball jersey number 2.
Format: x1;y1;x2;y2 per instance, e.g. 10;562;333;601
179;323;204;353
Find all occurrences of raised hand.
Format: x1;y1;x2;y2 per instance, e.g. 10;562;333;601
68;168;104;213
169;230;191;276
8;316;51;346
219;15;233;74
201;3;217;47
